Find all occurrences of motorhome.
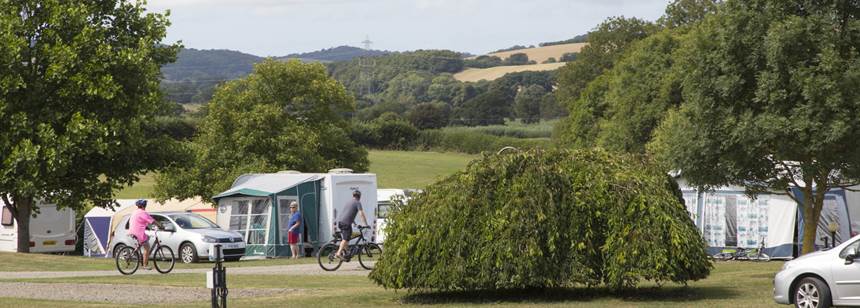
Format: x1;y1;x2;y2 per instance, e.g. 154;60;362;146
0;201;76;253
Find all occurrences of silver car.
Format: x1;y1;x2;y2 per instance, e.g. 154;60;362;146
774;235;860;308
110;212;246;263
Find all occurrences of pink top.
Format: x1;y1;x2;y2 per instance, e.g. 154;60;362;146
129;208;155;244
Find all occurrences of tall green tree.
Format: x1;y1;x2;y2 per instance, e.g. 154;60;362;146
650;0;860;254
155;59;369;200
555;17;658;146
0;0;181;252
513;85;546;124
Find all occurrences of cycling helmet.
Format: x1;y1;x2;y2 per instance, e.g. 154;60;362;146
135;199;147;208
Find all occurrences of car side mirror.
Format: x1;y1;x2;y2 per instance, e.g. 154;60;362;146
846;248;858;265
163;224;176;232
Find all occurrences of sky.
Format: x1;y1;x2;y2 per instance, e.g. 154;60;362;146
146;0;671;57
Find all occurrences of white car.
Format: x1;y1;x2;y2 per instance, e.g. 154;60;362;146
774;234;860;308
110;212;246;263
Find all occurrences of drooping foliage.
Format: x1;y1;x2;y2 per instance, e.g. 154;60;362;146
370;149;711;291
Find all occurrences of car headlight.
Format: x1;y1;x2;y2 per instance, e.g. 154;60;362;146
202;236;218;243
781;261;794;271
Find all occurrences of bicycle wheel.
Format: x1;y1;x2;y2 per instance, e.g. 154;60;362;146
317;243;342;271
712;253;731;261
753;253;771;262
358;243;382;270
153;246;175;274
116;246;140;275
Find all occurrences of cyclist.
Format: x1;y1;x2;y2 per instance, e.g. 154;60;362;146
335;190;369;259
129;199;163;270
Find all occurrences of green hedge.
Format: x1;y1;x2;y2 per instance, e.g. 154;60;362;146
415;129;553;154
369;148;711;291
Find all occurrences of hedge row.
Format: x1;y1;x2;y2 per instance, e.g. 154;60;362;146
369;148;711;291
415;129;553;154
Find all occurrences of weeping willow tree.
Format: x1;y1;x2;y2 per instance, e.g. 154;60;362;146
370;148;710;291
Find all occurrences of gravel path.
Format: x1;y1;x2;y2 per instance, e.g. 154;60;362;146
0;262;371;304
0;262;372;279
0;282;297;304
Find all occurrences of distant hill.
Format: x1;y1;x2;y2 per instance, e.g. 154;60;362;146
161;48;261;82
278;46;389;62
160;46;388;103
160;48;262;103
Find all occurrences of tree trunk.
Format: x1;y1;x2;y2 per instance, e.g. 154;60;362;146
13;196;33;253
800;188;823;255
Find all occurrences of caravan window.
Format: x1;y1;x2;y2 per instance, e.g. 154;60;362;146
377;201;392;219
1;205;12;226
227;199;270;245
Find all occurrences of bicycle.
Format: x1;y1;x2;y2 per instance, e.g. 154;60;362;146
317;225;382;271
115;229;176;275
745;237;770;262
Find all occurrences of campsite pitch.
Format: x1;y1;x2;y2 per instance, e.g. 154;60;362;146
0;258;783;307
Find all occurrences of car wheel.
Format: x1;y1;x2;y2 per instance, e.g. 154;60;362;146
180;242;199;264
794;277;831;308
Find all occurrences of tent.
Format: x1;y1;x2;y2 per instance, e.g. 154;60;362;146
83;197;216;257
213;173;323;258
678;179;855;259
212;170;377;258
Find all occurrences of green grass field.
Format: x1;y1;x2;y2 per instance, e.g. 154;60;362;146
368;150;477;188
1;260;784;307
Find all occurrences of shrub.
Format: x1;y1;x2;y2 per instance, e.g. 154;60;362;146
415;129;552;154
370;148;711;291
407;102;450;130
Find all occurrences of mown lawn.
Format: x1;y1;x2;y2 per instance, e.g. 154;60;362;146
2;261;784;307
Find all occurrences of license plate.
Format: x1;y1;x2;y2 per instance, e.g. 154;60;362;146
43;240;55;246
224;244;240;249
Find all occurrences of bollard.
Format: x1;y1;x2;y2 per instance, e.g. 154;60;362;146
211;244;228;308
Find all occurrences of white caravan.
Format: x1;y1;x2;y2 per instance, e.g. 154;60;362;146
0;201;76;253
375;189;411;244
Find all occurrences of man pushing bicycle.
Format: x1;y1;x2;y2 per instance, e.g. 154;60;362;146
129;199;164;270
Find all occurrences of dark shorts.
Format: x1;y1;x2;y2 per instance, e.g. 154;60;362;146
337;222;352;241
288;232;300;244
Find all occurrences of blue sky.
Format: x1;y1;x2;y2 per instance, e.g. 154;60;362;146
146;0;670;57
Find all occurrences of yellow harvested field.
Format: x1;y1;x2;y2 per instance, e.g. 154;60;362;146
482;43;588;64
453;62;567;82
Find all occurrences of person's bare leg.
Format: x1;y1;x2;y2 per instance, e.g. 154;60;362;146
290;244;299;259
336;239;348;257
142;245;150;267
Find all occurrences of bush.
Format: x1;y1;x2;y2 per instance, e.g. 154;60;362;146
370;148;711;291
351;113;418;150
407;102;450;130
415;129;552;154
560;52;578;62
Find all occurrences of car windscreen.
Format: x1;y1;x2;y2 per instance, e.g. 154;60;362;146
168;213;219;229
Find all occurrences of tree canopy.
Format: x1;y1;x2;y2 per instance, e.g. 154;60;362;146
649;0;860;254
155;59;369;200
0;0;181;252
